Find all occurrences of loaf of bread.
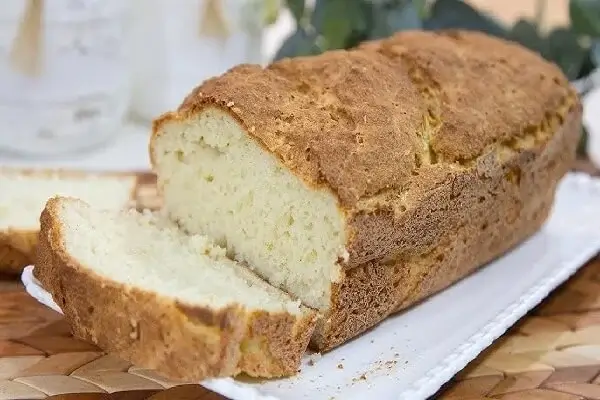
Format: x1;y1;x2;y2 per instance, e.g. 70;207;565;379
34;197;316;380
151;30;582;351
0;168;155;275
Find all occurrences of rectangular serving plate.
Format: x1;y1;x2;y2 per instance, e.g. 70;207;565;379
22;172;600;400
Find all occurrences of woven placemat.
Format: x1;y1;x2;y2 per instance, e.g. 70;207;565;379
0;284;223;400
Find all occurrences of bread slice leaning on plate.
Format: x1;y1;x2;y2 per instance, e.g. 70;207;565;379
34;197;317;381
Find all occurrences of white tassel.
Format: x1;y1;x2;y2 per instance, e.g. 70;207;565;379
583;86;600;169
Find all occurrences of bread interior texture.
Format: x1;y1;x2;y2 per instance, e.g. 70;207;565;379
153;108;348;311
56;198;302;314
1;173;134;230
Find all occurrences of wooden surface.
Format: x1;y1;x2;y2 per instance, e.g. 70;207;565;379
0;280;223;400
0;255;597;399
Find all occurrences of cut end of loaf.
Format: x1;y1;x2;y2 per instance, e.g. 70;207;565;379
152;108;349;311
34;196;317;380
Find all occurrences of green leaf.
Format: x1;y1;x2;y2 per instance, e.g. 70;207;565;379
285;0;305;23
576;51;596;79
311;0;366;50
414;0;431;19
569;0;600;37
344;25;371;50
369;1;423;40
577;125;589;157
263;0;281;25
273;28;321;60
591;39;600;66
423;0;508;38
546;27;587;80
508;19;548;57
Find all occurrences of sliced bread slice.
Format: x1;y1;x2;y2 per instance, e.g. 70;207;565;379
34;197;317;381
0;168;157;275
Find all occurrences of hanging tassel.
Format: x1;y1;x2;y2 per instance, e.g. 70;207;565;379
9;0;44;77
199;0;230;39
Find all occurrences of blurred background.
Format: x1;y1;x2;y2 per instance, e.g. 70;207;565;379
0;0;598;172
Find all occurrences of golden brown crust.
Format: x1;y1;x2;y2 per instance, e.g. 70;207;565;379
344;30;578;266
33;198;316;380
358;30;573;163
312;105;582;351
152;46;425;207
238;309;316;376
0;229;37;275
150;30;582;351
0;168;158;276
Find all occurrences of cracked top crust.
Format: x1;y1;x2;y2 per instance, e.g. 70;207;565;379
359;30;575;163
154;30;579;210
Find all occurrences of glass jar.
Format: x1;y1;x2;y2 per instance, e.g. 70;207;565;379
0;0;130;157
128;0;271;122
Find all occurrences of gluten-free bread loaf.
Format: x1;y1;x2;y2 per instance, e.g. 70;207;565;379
150;30;582;351
34;197;317;380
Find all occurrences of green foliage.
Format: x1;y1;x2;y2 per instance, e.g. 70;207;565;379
275;27;322;59
277;0;599;156
278;0;599;81
368;0;422;40
423;0;507;37
570;0;600;36
545;27;587;79
285;0;306;22
310;0;367;49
